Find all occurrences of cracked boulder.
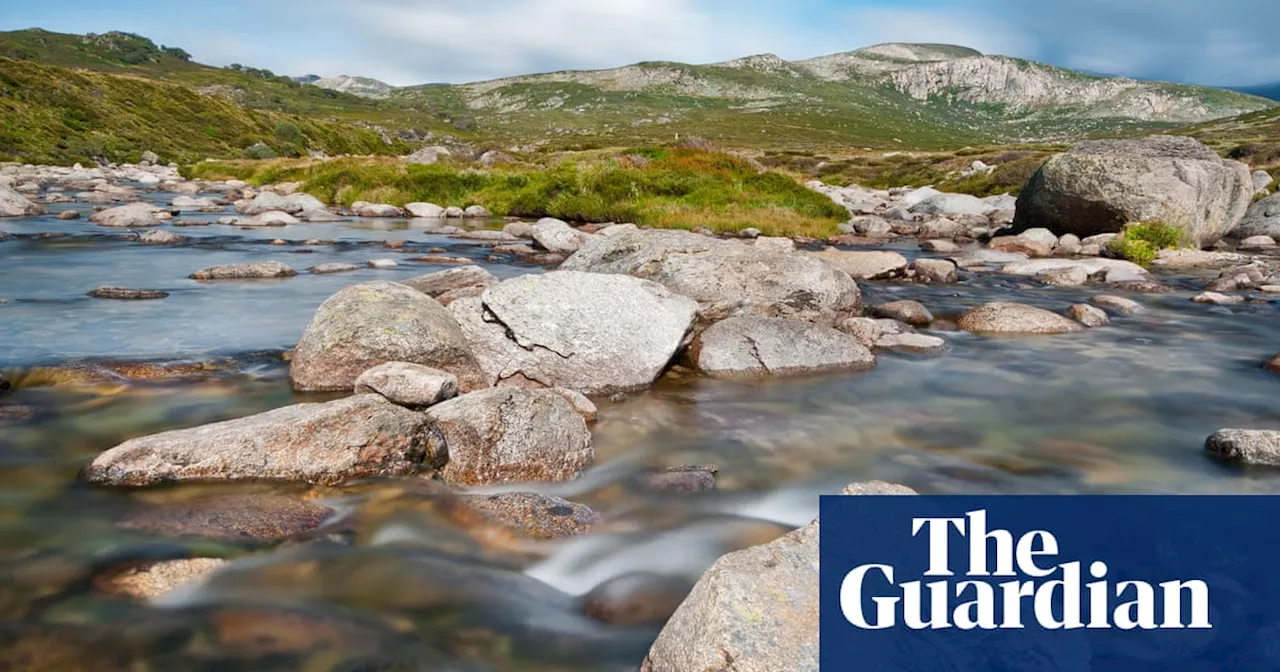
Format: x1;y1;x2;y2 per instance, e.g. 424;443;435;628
82;395;442;487
561;229;861;323
685;316;874;378
447;271;698;394
290;281;488;393
428;388;594;485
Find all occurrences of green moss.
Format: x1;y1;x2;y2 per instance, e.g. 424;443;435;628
1106;221;1187;266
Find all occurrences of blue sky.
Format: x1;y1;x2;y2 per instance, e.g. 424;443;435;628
1;0;1276;87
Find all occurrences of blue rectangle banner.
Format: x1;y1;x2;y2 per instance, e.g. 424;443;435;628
820;496;1280;671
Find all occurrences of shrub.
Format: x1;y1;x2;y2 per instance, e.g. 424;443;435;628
1106;221;1186;266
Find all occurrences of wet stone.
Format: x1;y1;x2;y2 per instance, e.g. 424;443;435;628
870;300;933;327
87;286;169;300
119;494;333;542
190;262;297;280
581;573;693;626
1068;304;1110;328
307;263;360;275
97;558;226;601
1090;295;1143;315
641;465;718;493
456;492;599;540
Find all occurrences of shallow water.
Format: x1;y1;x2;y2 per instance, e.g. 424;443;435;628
3;189;1280;669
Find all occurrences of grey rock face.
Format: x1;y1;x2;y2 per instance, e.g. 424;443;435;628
1234;193;1280;239
290;281;487;392
532;217;594;253
641;481;915;672
561;229;861;323
687;316;874;378
1206;429;1280;467
82;395;440;486
448;271;697;394
0;184;45;217
189;261;297;280
957;302;1085;335
1012;136;1253;247
811;249;909;280
400;265;498;301
428;388;593;485
91;202;164;228
354;362;459;408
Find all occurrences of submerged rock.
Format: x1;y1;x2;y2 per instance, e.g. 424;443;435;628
957;302;1085;335
457;492;598;540
687;316;874;378
87;287;169;300
581;573;692;626
1206;429;1280;467
1013;136;1252;247
448;271;698;394
642;481;915;672
428;388;593;485
98;558;225;601
189;262;297;280
306;263;360;275
561;229;861;323
354;362;458;408
290;281;487;393
83;395;439;486
119;494;332;541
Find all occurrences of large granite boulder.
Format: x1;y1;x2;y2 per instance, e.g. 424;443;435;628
1232;193;1280;240
686;317;874;378
82;395;441;486
1012;136;1253;247
561;229;861;323
448;271;698;394
642;481;915;672
90;202;164;228
427;388;593;485
290;281;487;392
1;184;45;217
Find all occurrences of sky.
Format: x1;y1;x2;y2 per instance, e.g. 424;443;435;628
1;0;1277;88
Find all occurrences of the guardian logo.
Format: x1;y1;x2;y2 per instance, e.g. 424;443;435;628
840;510;1212;631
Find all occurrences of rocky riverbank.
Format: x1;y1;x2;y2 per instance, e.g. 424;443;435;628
3;135;1280;670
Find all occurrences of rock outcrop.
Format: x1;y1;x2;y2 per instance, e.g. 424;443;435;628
290;281;487;392
686;317;874;378
1012;136;1253;248
448;271;697;394
561;229;861;323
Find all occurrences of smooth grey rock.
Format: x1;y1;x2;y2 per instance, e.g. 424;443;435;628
0;184;45;217
1035;266;1088;287
871;300;933;326
1068;304;1109;327
354;362;458;408
290;281;487;393
1206;429;1280;467
235;192;291;215
87;286;169;300
405;145;451;165
910;192;991;216
405;202;445;218
1239;235;1277;251
251;211;299;226
428;388;593;485
82;395;440;486
642;481;914;672
455;229;518;242
1013;136;1253;247
1235;193;1280;239
367;258;399;269
170;195;219;211
913;258;958;283
353;202;403;218
562;229;861;323
811;249;908;280
463;205;492;218
957;302;1085;335
532;217;593;253
687;316;874;378
1053;233;1083;256
307;263;361;275
876;332;947;354
1090;295;1143;315
918;218;962;240
444;206;465;218
448;271;697;394
950;249;1029;268
1000;258;1148;283
1192;291;1245;305
989;234;1052;258
1254;170;1274;194
189;261;296;280
138;229;183;245
919;239;960;253
401;265;498;299
91;202;163;227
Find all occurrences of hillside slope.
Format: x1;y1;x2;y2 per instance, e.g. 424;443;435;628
0;57;407;164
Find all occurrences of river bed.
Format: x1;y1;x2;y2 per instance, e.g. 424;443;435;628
3;186;1280;670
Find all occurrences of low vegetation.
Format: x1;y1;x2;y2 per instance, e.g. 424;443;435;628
1105;221;1187;266
185;146;849;237
759;146;1056;195
0;57;409;165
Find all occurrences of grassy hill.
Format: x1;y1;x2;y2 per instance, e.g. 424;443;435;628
0;57;410;165
0;28;1274;164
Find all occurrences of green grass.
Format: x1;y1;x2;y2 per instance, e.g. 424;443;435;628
185;146;849;237
1106;221;1187;266
0;57;410;165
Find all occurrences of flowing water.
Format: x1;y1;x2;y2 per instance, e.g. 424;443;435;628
3;187;1280;670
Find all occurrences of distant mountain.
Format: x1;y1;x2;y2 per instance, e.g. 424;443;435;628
293;74;321;84
309;74;393;99
1230;83;1280;101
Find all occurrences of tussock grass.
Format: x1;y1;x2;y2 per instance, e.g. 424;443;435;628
187;147;849;237
1106;221;1187;266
